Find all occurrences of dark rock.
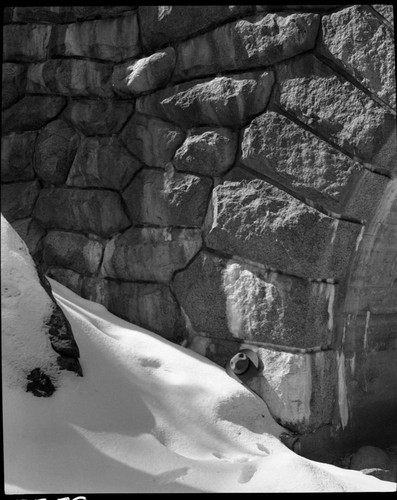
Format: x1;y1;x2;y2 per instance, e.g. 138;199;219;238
3;24;52;62
11;218;46;258
12;6;136;23
2;63;27;110
1;180;41;222
1;131;37;182
26;368;56;397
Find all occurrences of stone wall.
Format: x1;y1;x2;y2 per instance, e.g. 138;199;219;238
2;4;396;460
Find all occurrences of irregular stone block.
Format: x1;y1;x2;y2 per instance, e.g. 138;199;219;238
2;96;66;134
247;348;337;433
372;4;394;25
63;99;134;136
276;54;396;174
66;137;141;190
2;63;26;110
120;113;185;168
11;217;45;257
173;127;237;177
1;131;37;182
105;280;185;342
137;71;275;129
122;165;212;227
34;120;79;185
1;180;41;222
102;227;202;283
174;12;320;80
12;6;136;23
173;252;337;348
240;111;362;215
318;5;396;108
43;231;104;275
113;47;176;96
139;5;254;52
50;14;140;63
45;267;83;296
81;276;108;305
33;188;130;238
3;24;52;61
204;179;361;280
27;59;114;98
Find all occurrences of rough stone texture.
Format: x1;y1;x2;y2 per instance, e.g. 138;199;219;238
240;111;362;215
1;180;41;222
174;12;320;81
122;165;212;227
34;120;79;185
33;188;130;238
1;131;37;182
2;24;52;61
276;54;396;174
139;5;254;52
205;179;361;280
81;276;108;305
43;231;104;275
371;4;394;25
45;267;83;296
102;227;202;283
173;127;237;177
351;446;392;473
63;99;134;136
27;59;114;98
50;14;140;63
66;136;141;190
173;252;337;348
11;218;46;258
136;71;275;129
12;6;136;23
2;63;27;110
105;280;185;342
318;5;396;109
113;47;176;96
120;113;185;168
2;96;66;134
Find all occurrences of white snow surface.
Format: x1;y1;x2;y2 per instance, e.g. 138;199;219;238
2;216;396;494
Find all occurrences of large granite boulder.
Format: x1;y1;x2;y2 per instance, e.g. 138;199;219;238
174;12;320;81
120;113;185;168
102;227;202;283
122;165;212;227
1;131;37;182
66;136;141;190
33;187;130;238
173;127;237;177
317;5;395;108
113;47;176;96
204;179;361;280
34;119;80;185
1;215;82;398
136;71;275;129
275;54;396;175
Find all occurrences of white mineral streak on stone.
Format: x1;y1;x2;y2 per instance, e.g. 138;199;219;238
348;353;356;375
330;219;339;244
326;284;336;332
337;351;349;429
355;225;365;252
364;310;371;350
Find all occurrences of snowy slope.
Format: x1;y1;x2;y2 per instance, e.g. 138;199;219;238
2;218;396;493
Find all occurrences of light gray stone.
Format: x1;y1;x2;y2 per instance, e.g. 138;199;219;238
136;71;275;128
318;5;395;108
120;113;185;168
33;187;130;238
122;165;212;227
113;47;175;96
174;12;320;80
34;120;79;185
1;131;37;182
66;136;141;190
173;127;237;177
102;227;202;283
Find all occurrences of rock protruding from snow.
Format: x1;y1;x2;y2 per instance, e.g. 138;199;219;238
1;214;82;396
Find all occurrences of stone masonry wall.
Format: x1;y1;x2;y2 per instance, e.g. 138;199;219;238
2;5;396;460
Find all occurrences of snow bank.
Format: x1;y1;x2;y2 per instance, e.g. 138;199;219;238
2;216;395;493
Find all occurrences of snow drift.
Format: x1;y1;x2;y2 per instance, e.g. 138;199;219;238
1;215;396;493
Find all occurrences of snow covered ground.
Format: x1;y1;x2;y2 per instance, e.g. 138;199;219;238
2;215;396;494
